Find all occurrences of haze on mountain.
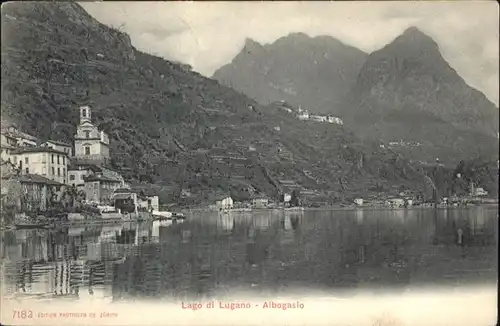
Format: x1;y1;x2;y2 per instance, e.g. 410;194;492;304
80;1;499;108
213;33;367;114
1;2;432;204
341;26;499;165
213;26;499;165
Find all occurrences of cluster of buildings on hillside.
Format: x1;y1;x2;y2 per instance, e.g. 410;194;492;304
378;140;422;150
275;101;343;125
209;194;294;211
0;106;158;215
209;179;306;211
353;182;492;208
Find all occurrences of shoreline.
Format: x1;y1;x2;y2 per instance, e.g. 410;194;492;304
183;202;498;213
2;203;497;231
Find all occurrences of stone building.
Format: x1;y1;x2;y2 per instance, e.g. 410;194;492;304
10;146;70;184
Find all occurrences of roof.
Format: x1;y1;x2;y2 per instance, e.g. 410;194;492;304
68;163;102;172
11;146;68;156
84;175;122;183
114;187;133;193
113;193;133;200
10;174;64;186
44;139;72;147
214;195;232;201
1;128;38;141
113;187;157;197
100;167;124;182
251;196;269;200
0;143;17;150
278;180;297;185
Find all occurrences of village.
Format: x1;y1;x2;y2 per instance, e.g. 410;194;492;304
0;104;495;228
274;100;344;125
0;106;166;227
0;105;306;227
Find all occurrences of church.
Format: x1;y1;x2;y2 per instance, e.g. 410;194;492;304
73;106;110;166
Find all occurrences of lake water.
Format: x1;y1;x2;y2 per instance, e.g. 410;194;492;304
1;207;498;303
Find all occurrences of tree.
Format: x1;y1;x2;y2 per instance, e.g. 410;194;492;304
60;186;86;209
290;189;301;207
0;179;22;225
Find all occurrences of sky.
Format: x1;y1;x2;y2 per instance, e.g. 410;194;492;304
80;1;499;105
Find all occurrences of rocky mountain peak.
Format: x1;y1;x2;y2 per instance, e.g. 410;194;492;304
341;27;499;164
243;38;264;51
213;32;367;114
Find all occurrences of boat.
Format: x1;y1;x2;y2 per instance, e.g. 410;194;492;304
153;211;186;221
172;212;186;220
14;214;52;229
101;211;125;220
284;206;305;211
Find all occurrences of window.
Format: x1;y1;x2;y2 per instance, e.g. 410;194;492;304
42;167;46;175
80;175;85;180
51;167;55;175
25;157;28;164
85;131;90;138
25;168;29;174
57;168;60;176
63;168;66;176
70;174;75;181
85;146;90;155
51;154;54;163
57;155;60;164
83;109;87;117
63;156;65;164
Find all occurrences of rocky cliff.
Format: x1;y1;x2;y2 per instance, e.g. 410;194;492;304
340;27;499;165
213;33;367;114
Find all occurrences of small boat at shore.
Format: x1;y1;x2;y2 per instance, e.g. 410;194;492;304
153;211;186;221
13;213;53;229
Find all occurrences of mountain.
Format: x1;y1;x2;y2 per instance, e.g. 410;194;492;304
1;2;428;205
340;27;499;165
212;33;367;114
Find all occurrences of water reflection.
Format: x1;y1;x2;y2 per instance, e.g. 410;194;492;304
1;207;497;302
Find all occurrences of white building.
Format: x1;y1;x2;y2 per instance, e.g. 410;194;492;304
0;139;16;163
42;140;73;156
297;110;310;120
310;115;327;122
473;187;488;197
74;106;110;165
10;146;70;184
327;116;343;125
68;163;103;188
251;198;269;209
6;126;38;147
1;127;37;161
354;198;364;206
215;196;233;210
386;198;405;208
137;194;160;211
